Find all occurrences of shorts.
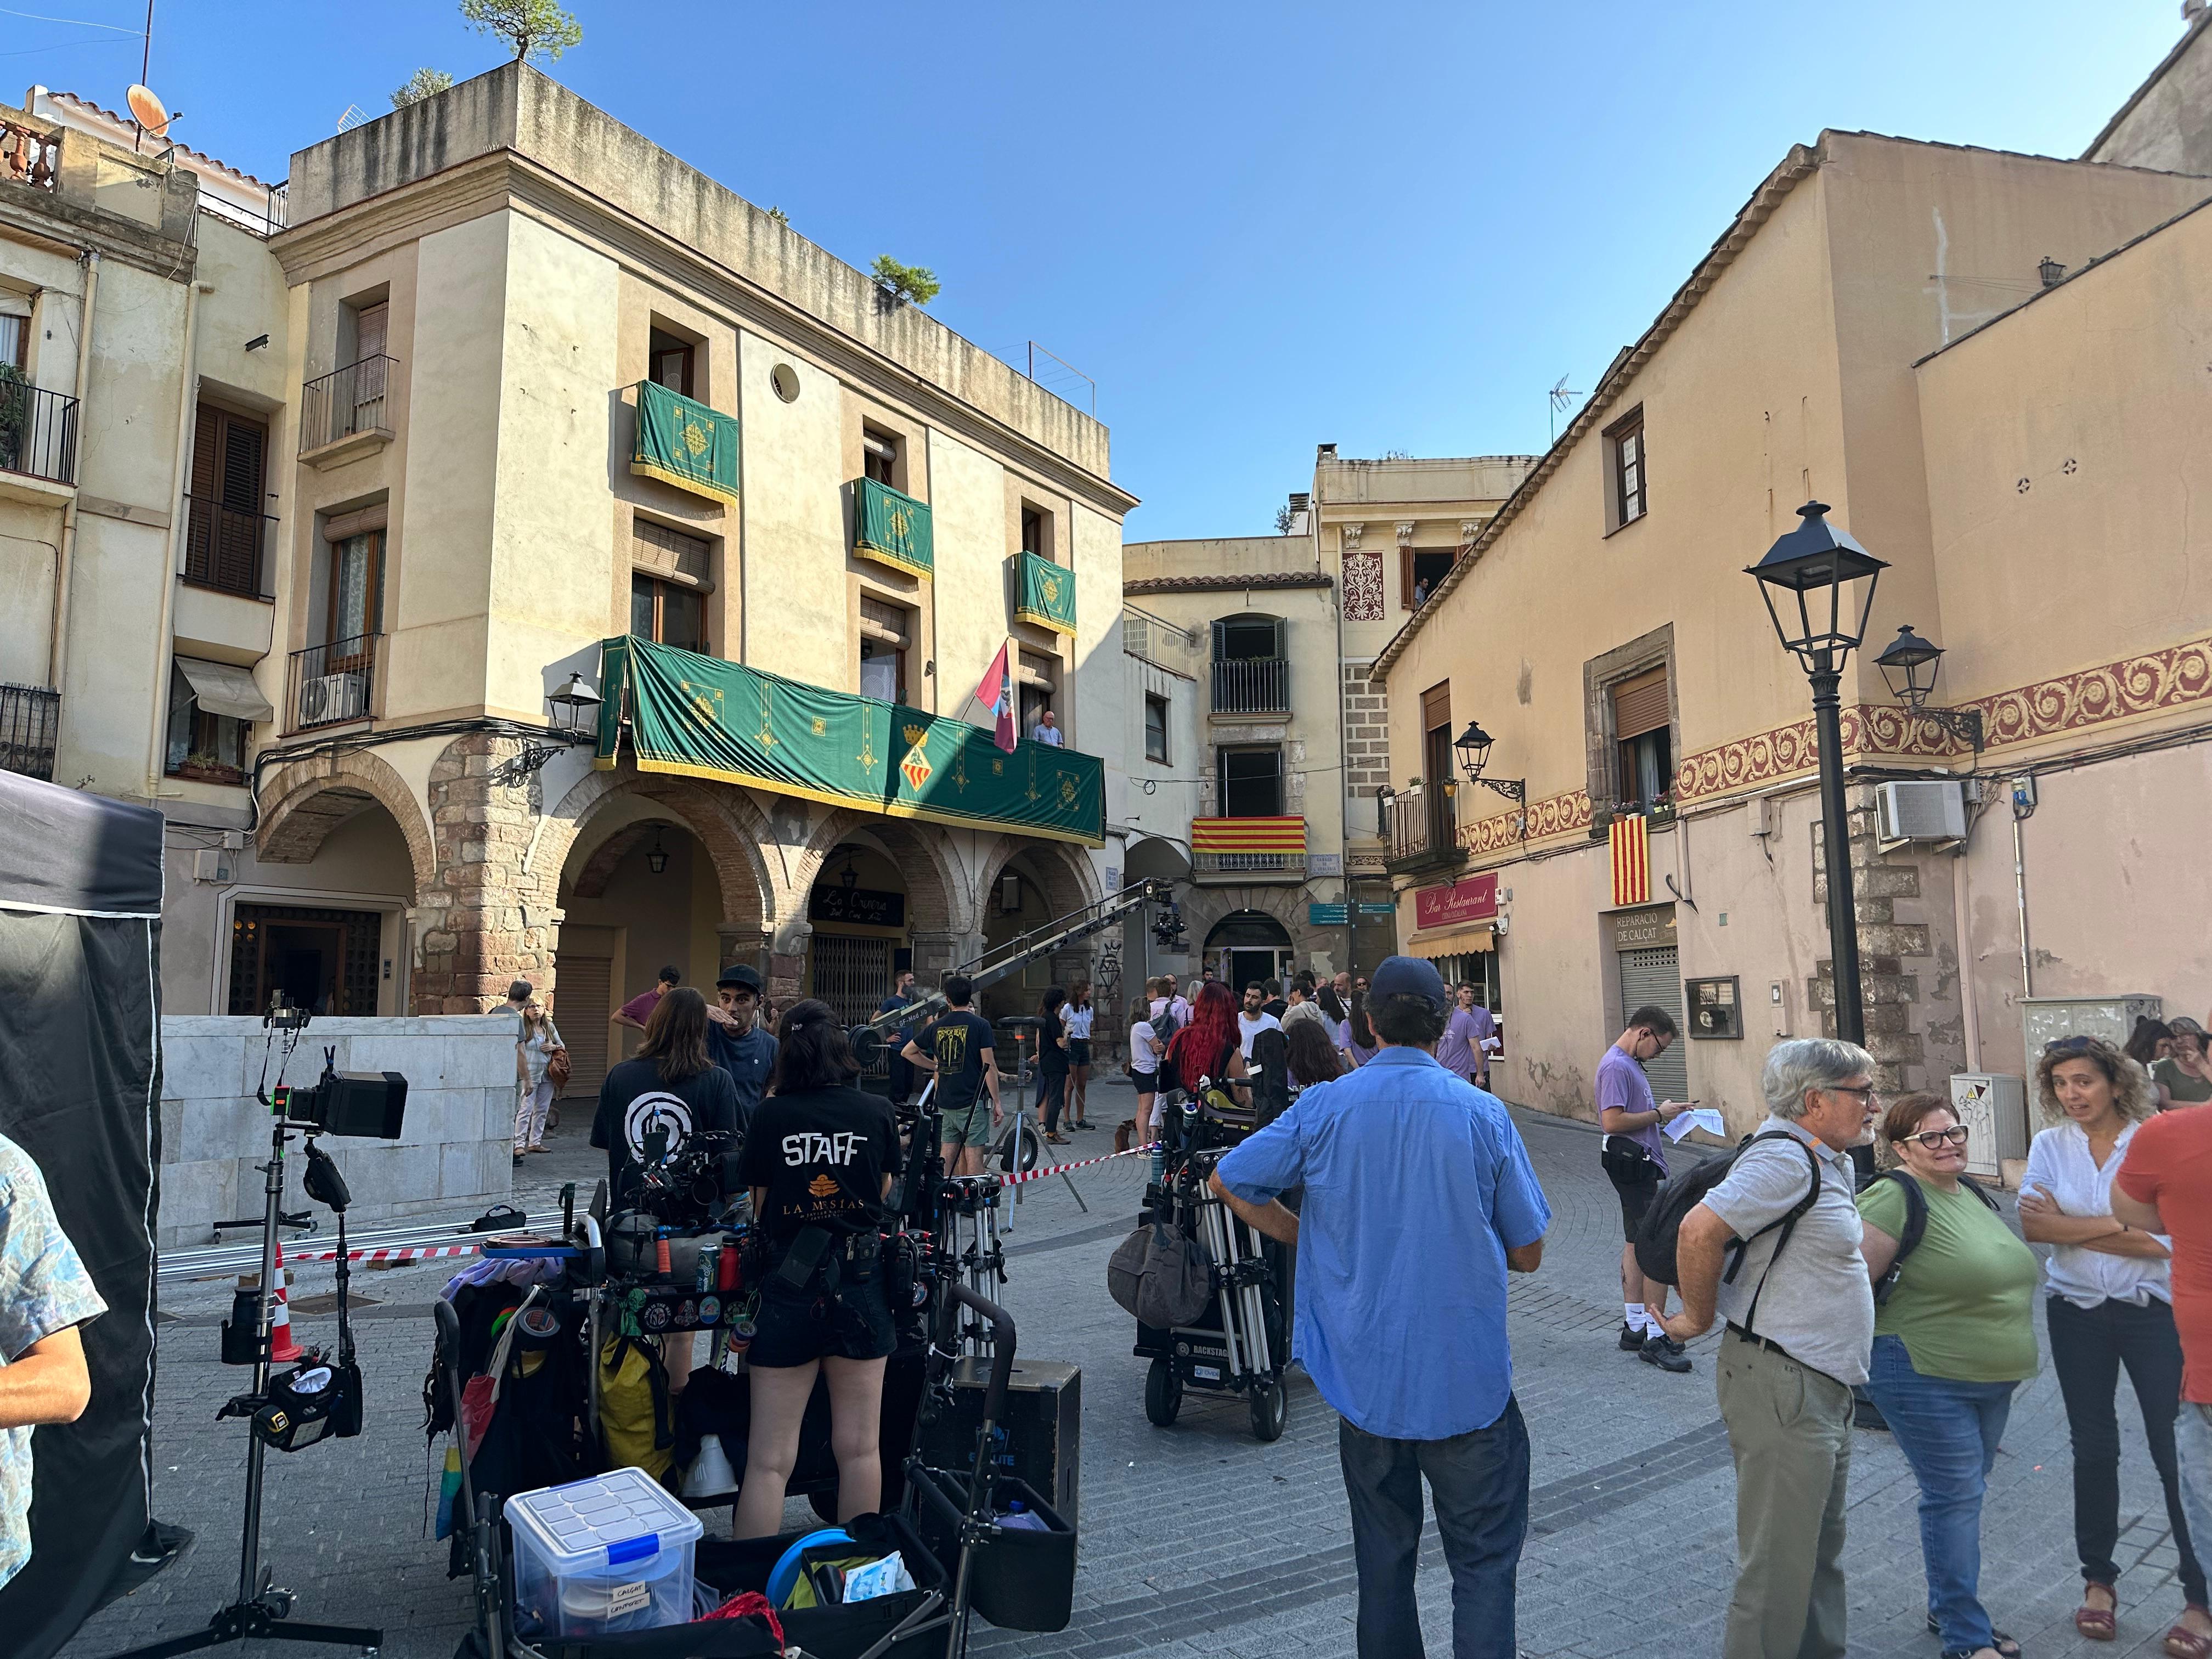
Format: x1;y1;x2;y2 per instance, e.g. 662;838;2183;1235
1605;1156;1665;1244
748;1272;896;1368
939;1097;995;1148
1068;1039;1092;1066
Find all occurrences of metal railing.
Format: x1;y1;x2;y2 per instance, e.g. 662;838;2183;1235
200;179;288;238
286;635;378;731
1387;788;1464;869
0;118;60;191
0;683;59;780
0;377;78;485
1210;656;1290;714
179;495;276;600
298;356;396;454
1192;849;1308;876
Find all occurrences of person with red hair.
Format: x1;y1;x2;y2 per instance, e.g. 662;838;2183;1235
1162;979;1250;1133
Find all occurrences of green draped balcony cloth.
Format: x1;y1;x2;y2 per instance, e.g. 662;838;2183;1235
630;380;740;505
596;635;1104;845
854;477;934;579
1014;551;1076;636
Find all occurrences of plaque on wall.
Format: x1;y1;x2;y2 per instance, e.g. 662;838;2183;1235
1606;905;1674;951
1686;976;1742;1040
808;885;907;928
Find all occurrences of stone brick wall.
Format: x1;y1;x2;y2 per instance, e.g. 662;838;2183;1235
415;732;560;1013
1809;788;1944;1093
157;1015;518;1251
1344;662;1390;797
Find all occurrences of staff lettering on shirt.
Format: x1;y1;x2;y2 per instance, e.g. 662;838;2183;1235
782;1130;865;1166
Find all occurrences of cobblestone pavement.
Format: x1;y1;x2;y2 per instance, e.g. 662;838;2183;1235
63;1084;2204;1658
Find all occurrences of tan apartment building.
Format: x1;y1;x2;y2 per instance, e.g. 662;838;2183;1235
0;65;1136;1092
1118;454;1532;995
1373;121;2212;1142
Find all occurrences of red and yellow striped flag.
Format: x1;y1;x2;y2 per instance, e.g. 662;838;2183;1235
1609;814;1651;907
1190;816;1306;854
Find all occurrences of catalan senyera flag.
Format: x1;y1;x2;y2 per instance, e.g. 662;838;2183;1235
1609;813;1651;907
972;638;1017;753
1191;816;1307;854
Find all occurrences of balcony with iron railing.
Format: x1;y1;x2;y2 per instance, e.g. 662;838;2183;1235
0;374;78;493
285;635;379;732
1384;786;1467;876
180;495;276;600
298;356;396;467
0;682;59;780
1209;656;1289;716
1190;815;1307;881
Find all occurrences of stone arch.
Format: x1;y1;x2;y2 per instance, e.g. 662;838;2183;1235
973;833;1102;925
541;767;774;935
791;808;964;936
257;749;436;899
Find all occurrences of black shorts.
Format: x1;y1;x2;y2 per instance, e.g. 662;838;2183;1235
1069;1039;1092;1066
747;1272;896;1368
1604;1156;1665;1244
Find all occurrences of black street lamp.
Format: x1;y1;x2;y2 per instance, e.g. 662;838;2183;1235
1746;501;1888;1049
645;825;670;876
1874;624;1984;753
1452;720;1526;803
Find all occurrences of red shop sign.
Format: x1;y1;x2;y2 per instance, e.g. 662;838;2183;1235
1415;872;1499;932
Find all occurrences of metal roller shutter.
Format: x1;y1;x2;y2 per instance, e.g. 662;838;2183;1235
1618;946;1690;1104
813;934;893;1081
558;956;612;1101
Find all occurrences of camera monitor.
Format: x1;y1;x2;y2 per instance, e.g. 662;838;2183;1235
281;1071;409;1139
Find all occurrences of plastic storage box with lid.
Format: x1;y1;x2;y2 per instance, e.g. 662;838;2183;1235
505;1466;704;1639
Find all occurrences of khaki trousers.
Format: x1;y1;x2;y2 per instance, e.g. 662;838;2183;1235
1716;1331;1854;1659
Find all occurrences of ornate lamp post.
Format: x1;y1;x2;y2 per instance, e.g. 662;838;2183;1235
1453;719;1528;840
1874;624;1984;753
1746;501;1888;1048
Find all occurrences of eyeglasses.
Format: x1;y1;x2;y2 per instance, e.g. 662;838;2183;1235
1901;1125;1970;1150
1826;1084;1877;1101
2044;1035;2095;1055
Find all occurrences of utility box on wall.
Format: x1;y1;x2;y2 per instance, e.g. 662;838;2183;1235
1949;1073;2028;1180
2021;996;2162;1062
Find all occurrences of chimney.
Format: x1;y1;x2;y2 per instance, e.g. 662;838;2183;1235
1317;443;1338;459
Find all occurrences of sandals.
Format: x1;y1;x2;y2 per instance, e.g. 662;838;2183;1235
2075;1584;2118;1643
2164;1607;2212;1659
1925;1616;2019;1658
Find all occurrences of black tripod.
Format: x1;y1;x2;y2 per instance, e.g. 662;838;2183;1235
108;1109;381;1658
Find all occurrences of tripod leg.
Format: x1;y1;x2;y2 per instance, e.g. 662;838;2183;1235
1056;1170;1088;1212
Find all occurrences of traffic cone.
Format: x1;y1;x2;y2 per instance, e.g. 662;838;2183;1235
268;1238;303;1364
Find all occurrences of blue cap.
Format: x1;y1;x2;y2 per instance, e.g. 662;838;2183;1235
1368;955;1448;1012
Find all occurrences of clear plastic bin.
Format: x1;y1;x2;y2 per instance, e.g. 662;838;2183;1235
505;1466;704;1639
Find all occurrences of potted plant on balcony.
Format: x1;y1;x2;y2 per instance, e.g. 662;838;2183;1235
0;362;25;475
1647;791;1678;826
172;749;242;785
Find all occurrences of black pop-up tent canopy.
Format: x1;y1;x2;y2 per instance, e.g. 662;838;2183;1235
0;769;173;1657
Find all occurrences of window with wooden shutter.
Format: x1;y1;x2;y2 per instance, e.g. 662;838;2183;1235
1611;665;1673;810
184;404;269;596
1612;667;1668;740
1420;680;1452;737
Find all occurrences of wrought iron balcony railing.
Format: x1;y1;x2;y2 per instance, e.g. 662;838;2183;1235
286;635;379;731
299;356;396;454
0;375;78;486
0;682;59;780
1210;657;1289;715
179;495;276;600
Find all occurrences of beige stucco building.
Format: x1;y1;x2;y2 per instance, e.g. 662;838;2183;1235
1373;121;2212;1143
1;65;1136;1097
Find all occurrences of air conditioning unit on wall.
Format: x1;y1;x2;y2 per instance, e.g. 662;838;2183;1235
300;671;368;725
1876;780;1967;842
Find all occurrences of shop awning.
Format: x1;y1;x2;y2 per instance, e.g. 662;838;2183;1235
176;656;275;722
597;636;1105;845
1407;923;1495;958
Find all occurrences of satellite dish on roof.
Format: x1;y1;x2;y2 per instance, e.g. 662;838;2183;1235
126;83;173;136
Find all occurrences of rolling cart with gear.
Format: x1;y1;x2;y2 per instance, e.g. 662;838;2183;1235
1130;1074;1292;1442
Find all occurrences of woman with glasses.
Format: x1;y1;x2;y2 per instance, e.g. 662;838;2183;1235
1858;1094;2040;1659
2020;1035;2207;1655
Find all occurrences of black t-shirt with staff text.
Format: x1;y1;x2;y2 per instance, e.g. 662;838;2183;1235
738;1086;903;1243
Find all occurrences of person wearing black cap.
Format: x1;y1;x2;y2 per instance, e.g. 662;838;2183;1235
707;963;778;1134
1212;953;1552;1659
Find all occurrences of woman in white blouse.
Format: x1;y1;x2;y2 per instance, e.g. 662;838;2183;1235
2019;1035;2206;1655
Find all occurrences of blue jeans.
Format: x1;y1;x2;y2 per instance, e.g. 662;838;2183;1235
1338;1396;1529;1659
2181;1403;2212;1593
1864;1334;2018;1655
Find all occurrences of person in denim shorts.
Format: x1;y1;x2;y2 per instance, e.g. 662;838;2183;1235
733;1002;902;1535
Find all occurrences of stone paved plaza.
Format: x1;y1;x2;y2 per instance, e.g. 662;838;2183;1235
63;1084;2202;1658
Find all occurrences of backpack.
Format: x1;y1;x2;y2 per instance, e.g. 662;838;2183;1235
1867;1168;2001;1306
1635;1130;1826;1325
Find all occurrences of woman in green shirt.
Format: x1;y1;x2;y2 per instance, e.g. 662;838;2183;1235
1859;1092;2041;1659
2152;1020;2212;1109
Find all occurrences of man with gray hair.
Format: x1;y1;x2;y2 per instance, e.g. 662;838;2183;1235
1662;1037;1879;1659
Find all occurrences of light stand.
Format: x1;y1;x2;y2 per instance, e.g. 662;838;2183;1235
109;1010;381;1659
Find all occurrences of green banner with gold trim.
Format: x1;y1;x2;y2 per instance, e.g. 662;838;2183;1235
854;476;933;578
597;636;1103;845
631;380;740;505
1014;550;1076;636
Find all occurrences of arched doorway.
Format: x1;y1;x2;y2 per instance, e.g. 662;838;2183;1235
1205;910;1294;998
1124;835;1192;1010
977;849;1065;1024
805;840;911;1081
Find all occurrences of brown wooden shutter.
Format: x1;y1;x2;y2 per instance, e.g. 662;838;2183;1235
355;302;388;362
219;414;266;510
189;404;220;500
1612;667;1670;740
1400;546;1415;610
1421;680;1452;735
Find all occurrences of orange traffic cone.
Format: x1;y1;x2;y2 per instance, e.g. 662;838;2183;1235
268;1238;303;1364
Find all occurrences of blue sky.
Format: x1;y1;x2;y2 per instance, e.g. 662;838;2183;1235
4;2;2188;539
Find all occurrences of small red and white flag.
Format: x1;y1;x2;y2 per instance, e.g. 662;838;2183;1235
973;639;1017;753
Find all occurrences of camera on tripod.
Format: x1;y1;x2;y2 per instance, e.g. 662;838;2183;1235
630;1126;747;1227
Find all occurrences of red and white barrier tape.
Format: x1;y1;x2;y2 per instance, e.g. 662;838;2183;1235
281;1242;484;1264
999;1142;1159;1186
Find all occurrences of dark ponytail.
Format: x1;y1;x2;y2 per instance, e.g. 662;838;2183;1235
769;997;861;1093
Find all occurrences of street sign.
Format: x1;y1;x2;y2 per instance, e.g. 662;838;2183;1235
1357;901;1396;916
1308;902;1351;926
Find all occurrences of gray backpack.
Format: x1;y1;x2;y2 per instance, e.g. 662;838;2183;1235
1107;1220;1213;1329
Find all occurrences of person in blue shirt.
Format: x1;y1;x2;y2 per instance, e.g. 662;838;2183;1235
876;969;922;1108
707;963;778;1133
1214;954;1551;1659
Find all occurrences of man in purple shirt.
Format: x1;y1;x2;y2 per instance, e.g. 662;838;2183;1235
1596;1007;1692;1373
614;964;682;1048
1437;983;1498;1091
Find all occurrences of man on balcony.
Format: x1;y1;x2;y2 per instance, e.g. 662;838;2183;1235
1030;709;1063;747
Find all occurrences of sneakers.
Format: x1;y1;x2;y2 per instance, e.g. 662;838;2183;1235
1617;1321;1647;1352
1639;1333;1693;1373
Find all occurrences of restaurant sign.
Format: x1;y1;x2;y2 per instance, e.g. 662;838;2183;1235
1414;871;1499;932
